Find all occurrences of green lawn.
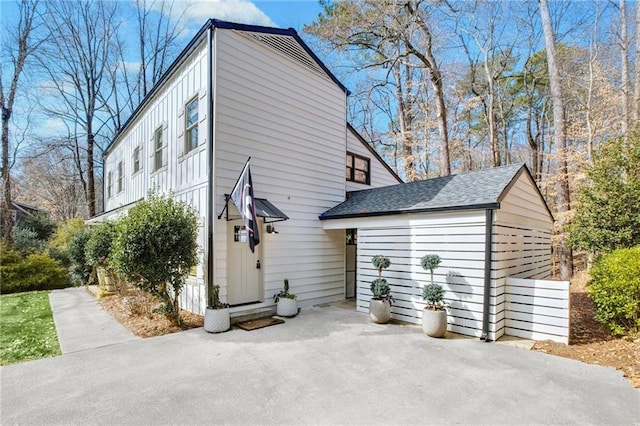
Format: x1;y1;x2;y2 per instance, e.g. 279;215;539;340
0;291;61;365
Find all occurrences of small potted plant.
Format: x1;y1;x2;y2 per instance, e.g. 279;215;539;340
420;254;447;337
204;284;230;333
369;255;395;324
274;278;298;317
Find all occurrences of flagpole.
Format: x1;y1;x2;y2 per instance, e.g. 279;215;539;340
229;157;251;196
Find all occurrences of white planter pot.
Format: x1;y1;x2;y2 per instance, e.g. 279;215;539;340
422;308;447;337
204;307;230;333
277;298;298;317
369;299;391;324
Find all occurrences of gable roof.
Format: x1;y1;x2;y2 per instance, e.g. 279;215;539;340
105;19;348;156
320;163;551;220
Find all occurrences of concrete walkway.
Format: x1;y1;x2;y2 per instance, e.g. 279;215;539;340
48;287;139;353
1;296;638;425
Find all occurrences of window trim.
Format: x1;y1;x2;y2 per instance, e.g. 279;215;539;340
107;171;113;199
117;161;124;193
154;126;164;172
133;146;142;174
185;97;199;154
346;151;370;185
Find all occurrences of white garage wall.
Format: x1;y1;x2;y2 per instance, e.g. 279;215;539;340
353;210;494;338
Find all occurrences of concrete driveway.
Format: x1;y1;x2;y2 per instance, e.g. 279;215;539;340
1;301;638;425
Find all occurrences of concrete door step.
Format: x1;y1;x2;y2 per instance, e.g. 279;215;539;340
230;307;276;324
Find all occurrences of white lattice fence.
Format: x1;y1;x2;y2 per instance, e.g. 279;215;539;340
504;277;570;344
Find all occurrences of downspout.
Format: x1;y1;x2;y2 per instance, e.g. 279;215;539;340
481;208;494;341
206;24;215;308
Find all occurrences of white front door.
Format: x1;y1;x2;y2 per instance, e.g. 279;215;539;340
227;222;262;305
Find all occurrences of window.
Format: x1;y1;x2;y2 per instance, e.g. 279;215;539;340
154;127;164;171
133;146;141;174
185;97;198;153
107;172;113;198
346;152;370;184
117;161;124;193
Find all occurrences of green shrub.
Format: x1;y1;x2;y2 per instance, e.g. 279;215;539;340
17;213;56;241
48;218;85;252
13;227;45;254
588;246;640;336
67;228;92;286
85;222;116;267
0;247;71;294
110;193;199;325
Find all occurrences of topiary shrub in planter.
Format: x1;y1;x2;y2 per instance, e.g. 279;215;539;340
588;246;640;336
274;278;298;317
110;193;199;326
369;255;394;324
204;284;230;333
420;254;447;337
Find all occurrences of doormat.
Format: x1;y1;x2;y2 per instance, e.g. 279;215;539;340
235;317;285;331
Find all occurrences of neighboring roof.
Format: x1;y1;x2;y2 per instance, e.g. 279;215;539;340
347;123;403;184
105;19;348;156
12;202;45;216
320;163;550;220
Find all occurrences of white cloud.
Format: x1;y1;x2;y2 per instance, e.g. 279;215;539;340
151;0;277;30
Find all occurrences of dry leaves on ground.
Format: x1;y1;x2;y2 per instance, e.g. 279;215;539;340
98;290;203;338
532;272;639;388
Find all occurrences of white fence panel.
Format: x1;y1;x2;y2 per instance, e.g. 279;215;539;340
504;277;569;344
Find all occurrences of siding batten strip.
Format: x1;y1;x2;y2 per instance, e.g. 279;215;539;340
206;26;215;307
481;208;494;341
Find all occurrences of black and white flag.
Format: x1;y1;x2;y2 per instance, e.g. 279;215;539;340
230;159;260;252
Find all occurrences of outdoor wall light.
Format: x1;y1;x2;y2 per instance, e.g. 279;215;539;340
266;224;278;234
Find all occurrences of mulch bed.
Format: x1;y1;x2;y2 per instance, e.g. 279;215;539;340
98;291;203;338
532;272;639;388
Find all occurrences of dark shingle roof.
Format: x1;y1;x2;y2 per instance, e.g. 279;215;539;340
320;163;529;220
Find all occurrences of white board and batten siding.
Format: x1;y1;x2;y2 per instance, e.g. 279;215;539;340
212;29;348;312
103;41;211;314
492;171;554;340
327;210;498;338
504;277;569;344
346;126;400;191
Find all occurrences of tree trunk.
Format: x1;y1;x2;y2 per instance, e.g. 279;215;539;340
620;0;630;134
634;2;640;126
1;106;13;242
539;0;573;280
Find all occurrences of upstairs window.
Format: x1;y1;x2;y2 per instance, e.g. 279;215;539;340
117;161;124;193
346;152;370;185
133;146;141;174
185;97;198;153
154;127;164;171
107;171;113;198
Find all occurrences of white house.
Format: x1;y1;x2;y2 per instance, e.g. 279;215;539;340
99;20;400;318
98;20;557;341
320;163;555;341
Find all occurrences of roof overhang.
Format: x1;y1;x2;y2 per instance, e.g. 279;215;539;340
219;196;289;223
319;202;500;222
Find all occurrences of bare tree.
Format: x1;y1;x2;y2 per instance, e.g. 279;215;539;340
106;0;184;132
539;0;573;279
306;0;451;177
17;146;88;221
1;0;41;242
634;2;640;125
37;0;119;217
618;0;631;134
